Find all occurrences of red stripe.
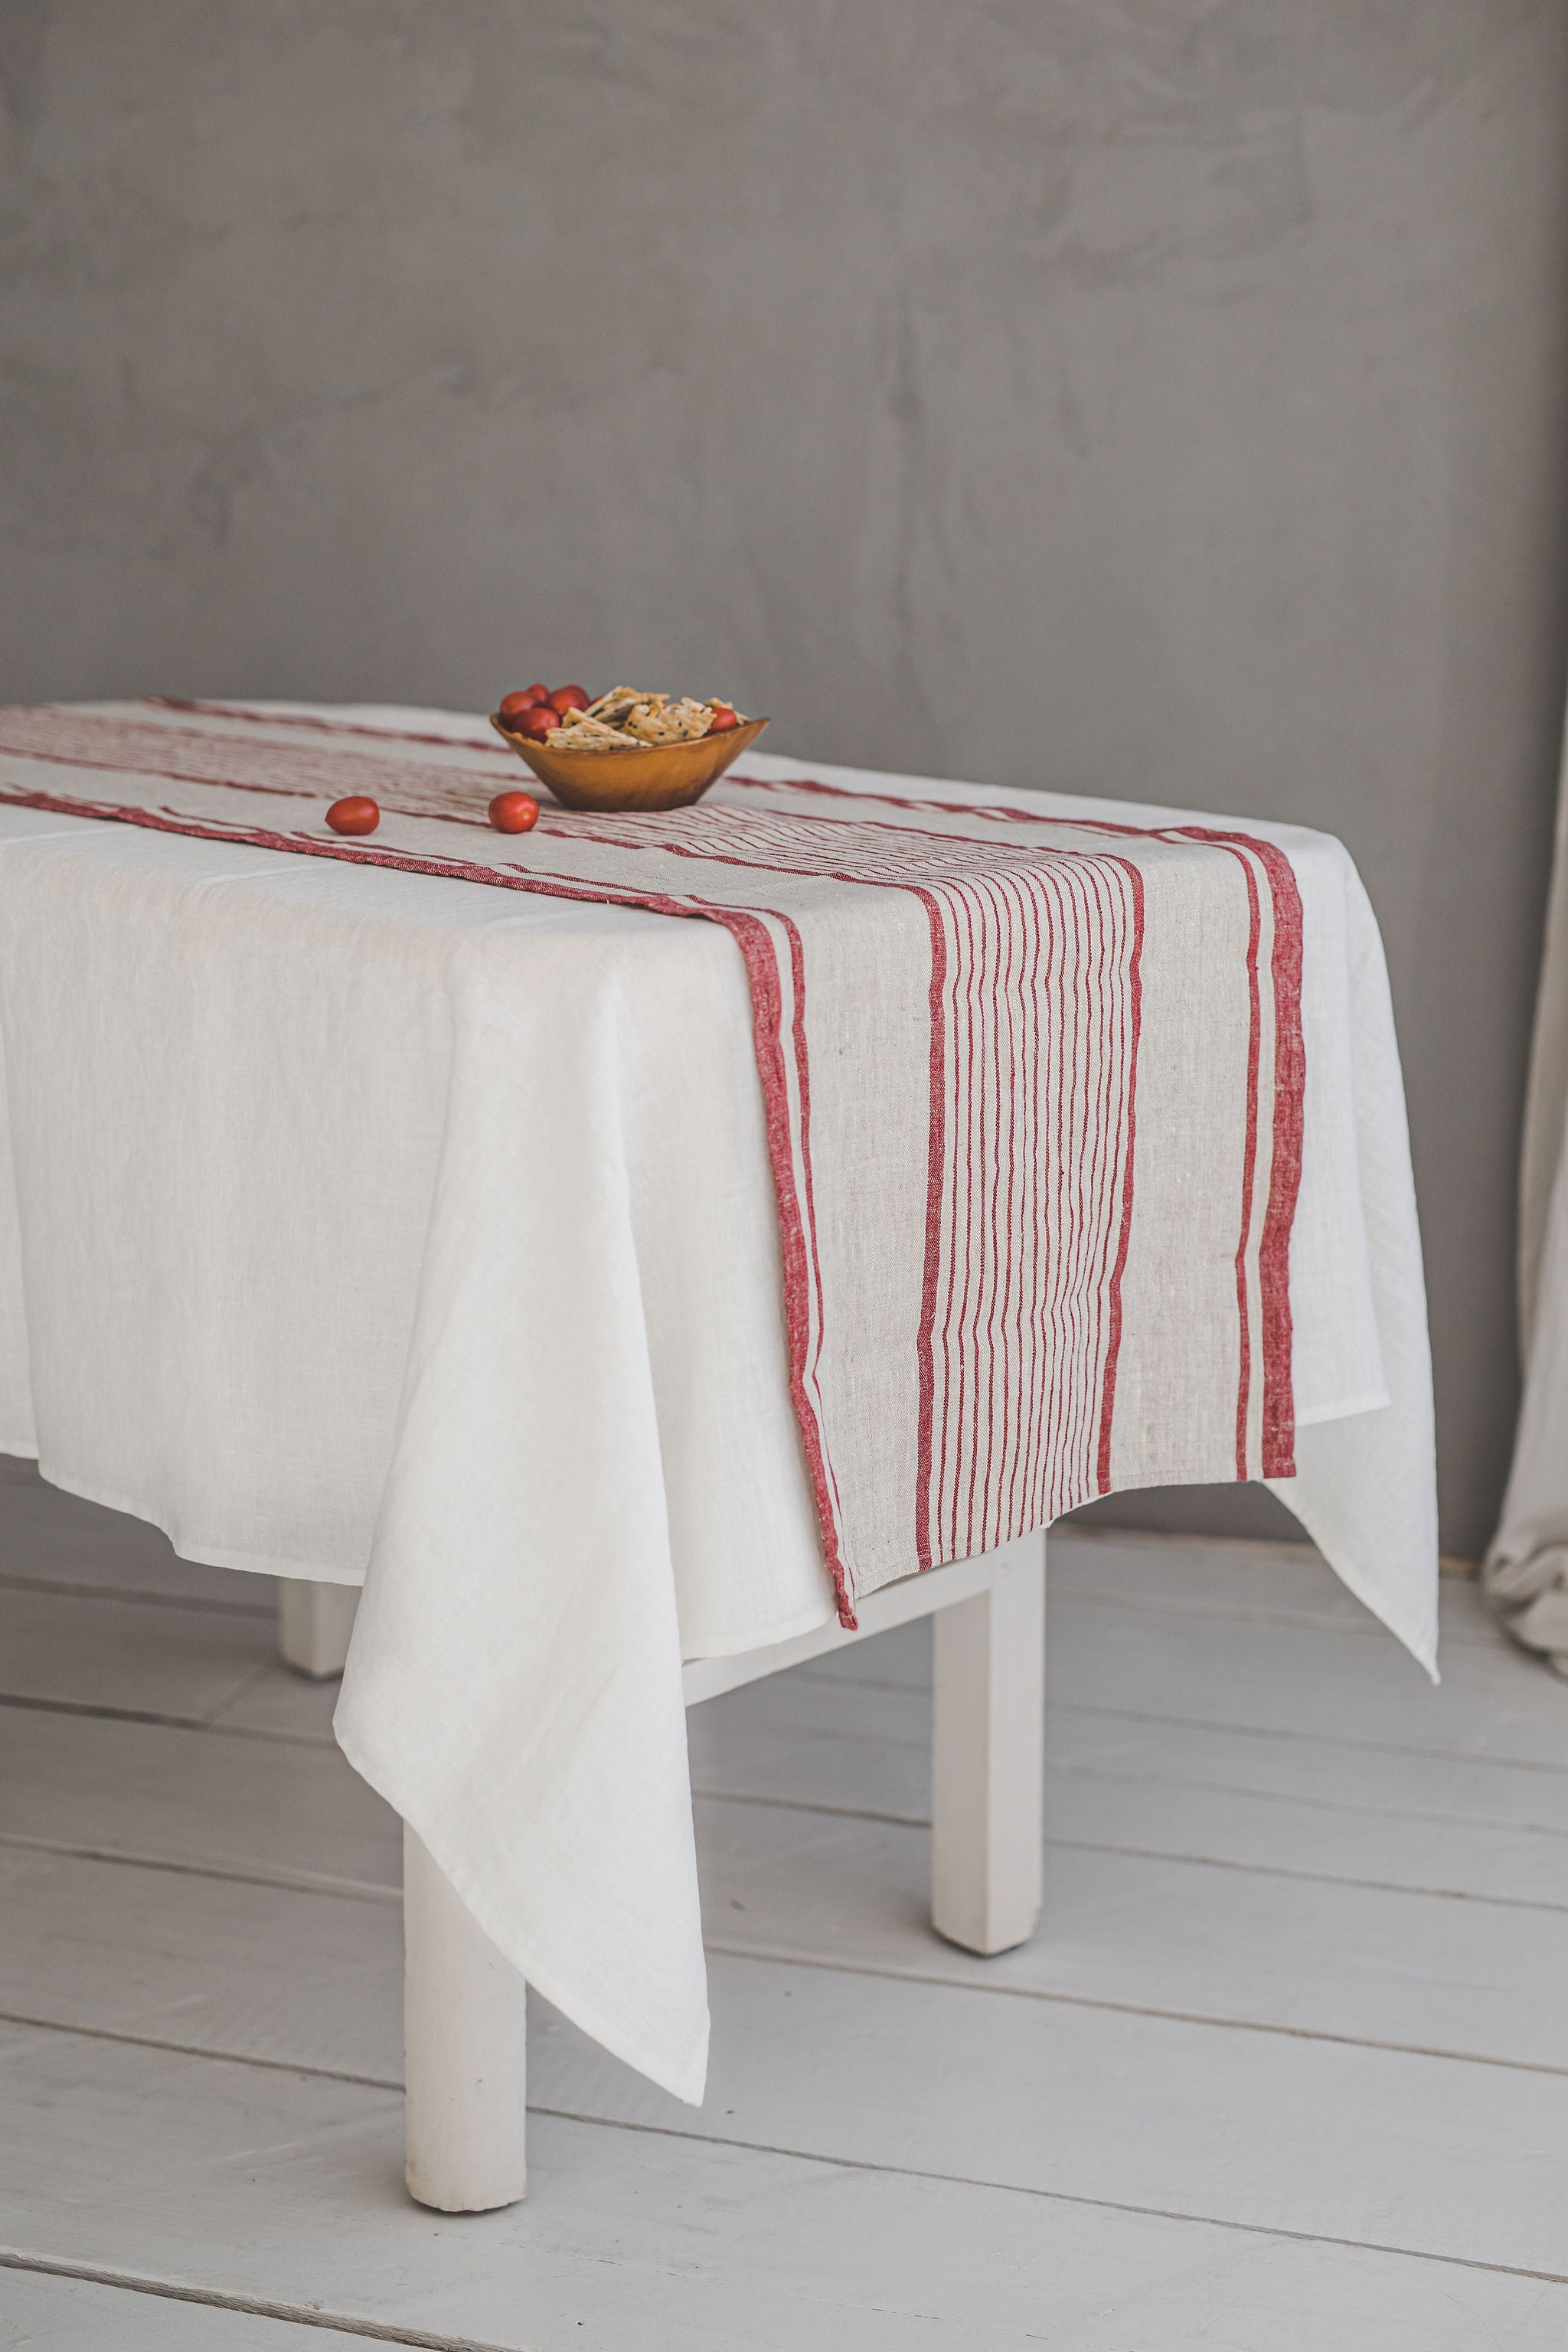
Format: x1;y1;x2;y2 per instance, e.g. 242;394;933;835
952;881;985;1560
913;888;949;1573
705;911;854;1627
1059;864;1102;1497
1006;870;1047;1532
0;779;703;913
786;926;831;1436
768;906;846;1544
986;873;1024;1547
1095;859;1144;1494
1061;863;1103;1498
1178;828;1305;1480
1016;872;1060;1522
1255;862;1304;1478
991;876;1021;1547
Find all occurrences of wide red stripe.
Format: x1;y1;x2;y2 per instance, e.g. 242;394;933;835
702;910;854;1628
1178;828;1305;1481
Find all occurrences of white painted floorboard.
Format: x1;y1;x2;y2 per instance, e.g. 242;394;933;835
528;1954;1568;2276
4;1463;1568;2347
0;2267;340;2350
0;1584;274;1723
0;1844;402;2080
804;1583;1556;1766
7;1790;1568;2086
7;2026;1568;2352
720;1733;1568;1912
0;1707;399;1893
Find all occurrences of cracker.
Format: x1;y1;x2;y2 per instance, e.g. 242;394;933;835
585;688;646;726
547;711;638;749
625;697;713;744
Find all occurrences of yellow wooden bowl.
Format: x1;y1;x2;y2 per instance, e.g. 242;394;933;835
491;714;769;812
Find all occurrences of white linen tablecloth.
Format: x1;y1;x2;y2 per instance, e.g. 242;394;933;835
0;705;1438;2099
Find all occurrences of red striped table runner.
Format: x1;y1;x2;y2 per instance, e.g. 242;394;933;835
0;701;1304;1622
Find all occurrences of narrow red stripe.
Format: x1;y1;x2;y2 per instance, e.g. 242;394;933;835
955;880;988;1561
773;907;843;1533
913;888;949;1573
1067;864;1114;1496
1095;859;1144;1494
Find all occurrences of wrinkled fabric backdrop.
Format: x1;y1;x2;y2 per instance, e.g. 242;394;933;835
1487;733;1568;1669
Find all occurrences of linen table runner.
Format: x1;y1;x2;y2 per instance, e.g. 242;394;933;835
0;700;1304;1619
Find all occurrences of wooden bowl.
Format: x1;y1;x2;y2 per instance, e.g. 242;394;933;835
491;714;769;812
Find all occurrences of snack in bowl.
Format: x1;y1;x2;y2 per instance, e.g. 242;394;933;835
492;683;769;812
550;688;720;749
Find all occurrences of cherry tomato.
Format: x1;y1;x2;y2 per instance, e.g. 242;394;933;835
548;684;590;716
488;791;540;835
523;682;549;702
325;795;380;836
498;689;539;724
707;704;739;733
518;703;557;741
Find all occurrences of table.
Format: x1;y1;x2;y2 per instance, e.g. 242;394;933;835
0;703;1439;2209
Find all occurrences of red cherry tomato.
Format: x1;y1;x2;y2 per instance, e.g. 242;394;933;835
548;684;590;716
498;690;538;724
523;682;549;702
325;795;379;836
707;704;739;733
518;704;557;742
488;791;540;835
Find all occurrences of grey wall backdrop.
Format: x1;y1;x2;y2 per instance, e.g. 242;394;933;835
3;2;1566;1557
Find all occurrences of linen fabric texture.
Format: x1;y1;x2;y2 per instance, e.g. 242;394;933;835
0;701;1439;2100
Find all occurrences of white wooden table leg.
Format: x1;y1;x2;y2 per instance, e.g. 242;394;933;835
931;1532;1046;1956
403;1824;528;2213
276;1577;359;1678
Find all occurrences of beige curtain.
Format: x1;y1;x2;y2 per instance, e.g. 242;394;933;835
1484;722;1568;1670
